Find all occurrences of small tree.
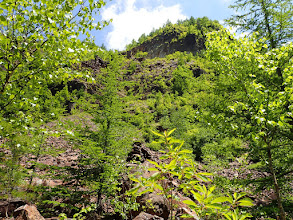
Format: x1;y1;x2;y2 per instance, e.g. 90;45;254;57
0;0;109;113
0;0;109;202
204;29;293;220
128;129;253;219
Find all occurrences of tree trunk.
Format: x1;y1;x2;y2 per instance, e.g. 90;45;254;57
266;144;286;220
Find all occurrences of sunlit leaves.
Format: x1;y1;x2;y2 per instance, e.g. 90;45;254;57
226;0;293;48
128;130;253;219
205;29;293;136
0;0;110;115
205;27;292;219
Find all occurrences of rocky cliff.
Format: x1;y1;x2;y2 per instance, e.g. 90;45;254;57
128;32;205;59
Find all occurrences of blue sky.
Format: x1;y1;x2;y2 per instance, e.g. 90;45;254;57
92;0;235;50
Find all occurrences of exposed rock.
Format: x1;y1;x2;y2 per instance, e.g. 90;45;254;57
127;142;158;163
133;212;164;220
129;33;205;59
139;193;170;220
191;67;206;78
81;55;109;71
14;204;45;220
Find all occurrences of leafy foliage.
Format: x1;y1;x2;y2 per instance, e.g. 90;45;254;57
226;0;293;48
127;130;253;219
204;29;293;219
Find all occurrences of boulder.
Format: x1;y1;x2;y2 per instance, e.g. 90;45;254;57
14;204;45;220
126;142;159;163
139;193;170;220
133;212;164;220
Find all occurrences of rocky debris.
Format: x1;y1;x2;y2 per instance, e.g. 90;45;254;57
81;55;109;72
139;193;170;220
18;147;81;188
2;119;290;220
217;160;271;180
122;58;178;96
127;142;159;163
25;148;80;168
133;212;164;220
14;204;45;220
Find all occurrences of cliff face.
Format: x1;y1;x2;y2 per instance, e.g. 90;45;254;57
129;32;205;59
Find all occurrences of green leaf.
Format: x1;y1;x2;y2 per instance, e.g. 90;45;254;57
154;183;163;191
197;172;213;176
205;203;223;209
180;214;193;218
127;186;140;195
238;198;254;207
179;149;193;154
226;196;234;205
183;200;197;207
169;139;183;144
223;213;232;220
207;185;216;196
239;213;253;220
234;192;246;201
159;155;169;160
278;121;284;127
151;130;164;137
147;160;163;169
165;159;177;169
148;167;159;172
211;196;230;204
191;190;203;203
139;188;152;195
151;172;160;178
196;173;212;182
129;178;140;183
9;94;15;100
167;128;176;136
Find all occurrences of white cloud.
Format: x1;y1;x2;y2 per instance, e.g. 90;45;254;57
101;0;187;50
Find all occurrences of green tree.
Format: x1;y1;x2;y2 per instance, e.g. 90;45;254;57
128;129;253;219
205;29;293;220
0;0;109;203
226;0;293;154
226;0;293;48
0;0;109;113
81;52;134;214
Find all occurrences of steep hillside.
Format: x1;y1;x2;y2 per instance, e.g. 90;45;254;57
1;16;292;220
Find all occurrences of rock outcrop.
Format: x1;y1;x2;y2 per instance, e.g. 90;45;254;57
133;212;164;220
14;204;45;220
129;33;205;59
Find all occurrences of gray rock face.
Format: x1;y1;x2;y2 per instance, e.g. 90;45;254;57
129;33;205;59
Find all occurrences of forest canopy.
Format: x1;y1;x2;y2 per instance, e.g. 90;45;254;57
0;0;292;220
